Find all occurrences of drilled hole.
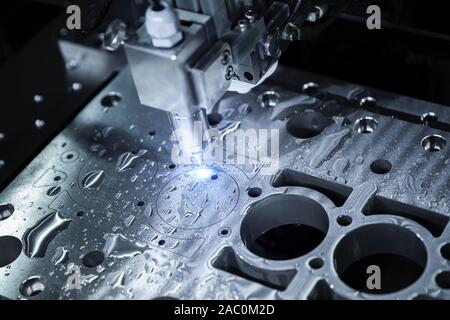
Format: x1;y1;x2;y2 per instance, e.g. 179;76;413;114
241;194;329;261
422;135;446;152
436;272;450;289
337;215;352;227
54;176;61;182
76;211;84;217
309;257;324;270
421;112;438;124
0;236;22;267
207;113;223;126
370;159;392;175
168;163;176;170
0;204;14;221
247;187;262;198
137;201;145;207
287;110;329;139
158;239;166;246
258;91;280;108
82;250;104;268
441;244;450;260
244;72;254;81
334;224;427;294
101;92;122;108
20;276;45;297
355;117;378;134
302;82;318;94
152;1;166;12
219;228;231;237
211;174;218;180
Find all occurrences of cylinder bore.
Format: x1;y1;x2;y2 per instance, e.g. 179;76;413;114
334;224;427;294
0;236;22;267
241;194;329;261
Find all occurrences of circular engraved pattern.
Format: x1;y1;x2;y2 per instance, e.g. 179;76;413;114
156;169;239;229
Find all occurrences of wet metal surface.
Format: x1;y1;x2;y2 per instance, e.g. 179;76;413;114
0;66;449;300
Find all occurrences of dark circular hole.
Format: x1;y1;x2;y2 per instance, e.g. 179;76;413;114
207;113;223;126
337;215;352;227
436;272;450;289
149;131;156;137
302;82;318;94
76;211;84;217
286;110;329;139
137;201;145;207
168;164;176;170
0;204;14;221
258;91;280;108
422;135;446;152
211;174;218;180
421;112;438;124
309;257;324;270
82;250;104;268
241;194;329;261
101;92;122;108
0;236;22;267
66;154;74;160
219;228;231;237
244;72;254;81
247;187;262;198
54;176;61;182
441;243;450;260
152;1;166;12
355;117;378;134
20;276;45;297
158;240;166;246
370;159;392;175
334;224;427;294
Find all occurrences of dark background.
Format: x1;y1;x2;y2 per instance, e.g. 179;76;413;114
0;0;450;191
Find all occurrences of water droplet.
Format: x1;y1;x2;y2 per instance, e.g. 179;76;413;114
82;170;105;189
116;150;147;172
23;211;72;258
51;247;70;265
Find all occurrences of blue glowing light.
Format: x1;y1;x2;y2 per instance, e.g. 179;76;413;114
193;168;215;180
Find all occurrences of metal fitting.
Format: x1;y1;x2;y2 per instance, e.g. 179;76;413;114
282;23;301;41
145;1;183;48
307;5;325;23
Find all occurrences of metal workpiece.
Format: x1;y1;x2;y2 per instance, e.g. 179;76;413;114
0;65;449;300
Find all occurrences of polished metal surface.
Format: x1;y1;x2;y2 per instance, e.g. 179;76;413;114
0;66;449;300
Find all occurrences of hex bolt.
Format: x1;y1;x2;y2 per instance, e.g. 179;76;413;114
103;19;128;52
282;23;301;41
145;1;183;48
